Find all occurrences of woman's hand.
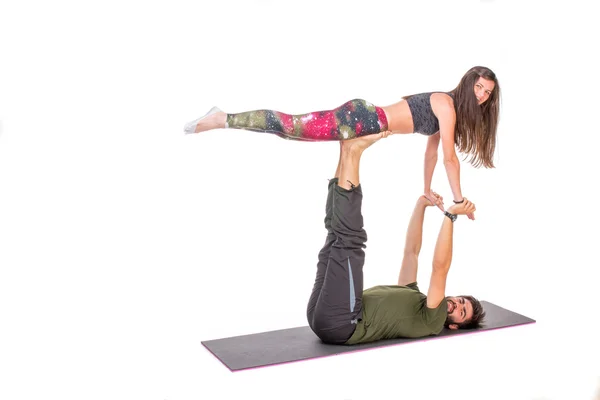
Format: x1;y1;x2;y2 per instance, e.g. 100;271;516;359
423;191;445;211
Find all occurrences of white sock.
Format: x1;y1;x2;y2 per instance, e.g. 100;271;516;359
183;106;223;134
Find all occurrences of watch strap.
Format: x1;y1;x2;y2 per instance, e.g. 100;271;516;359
444;211;457;222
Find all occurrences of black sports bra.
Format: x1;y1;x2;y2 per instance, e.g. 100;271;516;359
406;92;454;135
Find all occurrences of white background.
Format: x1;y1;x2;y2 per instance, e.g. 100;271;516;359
1;0;599;399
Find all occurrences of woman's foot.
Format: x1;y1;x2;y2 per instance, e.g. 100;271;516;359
183;107;227;134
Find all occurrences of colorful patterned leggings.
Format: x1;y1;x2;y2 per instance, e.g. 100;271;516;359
225;99;389;141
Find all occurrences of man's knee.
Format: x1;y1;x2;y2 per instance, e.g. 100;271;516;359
331;216;367;250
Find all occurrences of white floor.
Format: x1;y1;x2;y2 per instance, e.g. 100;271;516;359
1;1;599;399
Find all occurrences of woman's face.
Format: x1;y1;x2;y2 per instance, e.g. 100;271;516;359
474;77;495;105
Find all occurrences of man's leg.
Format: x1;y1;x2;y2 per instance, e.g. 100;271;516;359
307;144;343;325
309;134;383;344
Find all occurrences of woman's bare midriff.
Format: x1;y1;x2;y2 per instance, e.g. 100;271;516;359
382;100;415;134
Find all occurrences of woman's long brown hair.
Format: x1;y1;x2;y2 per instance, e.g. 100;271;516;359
449;66;501;168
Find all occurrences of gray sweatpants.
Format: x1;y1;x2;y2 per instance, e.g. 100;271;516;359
306;178;367;344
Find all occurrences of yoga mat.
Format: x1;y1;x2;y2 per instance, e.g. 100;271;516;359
201;301;535;371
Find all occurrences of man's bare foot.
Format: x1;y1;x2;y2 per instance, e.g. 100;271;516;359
184;107;227;134
341;131;390;153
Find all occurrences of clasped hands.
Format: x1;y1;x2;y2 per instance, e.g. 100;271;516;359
422;191;476;220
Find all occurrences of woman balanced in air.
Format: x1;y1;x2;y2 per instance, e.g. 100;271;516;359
184;66;500;217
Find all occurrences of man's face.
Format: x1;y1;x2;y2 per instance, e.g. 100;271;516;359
446;296;474;330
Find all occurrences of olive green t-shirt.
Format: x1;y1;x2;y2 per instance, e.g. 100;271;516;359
345;282;448;345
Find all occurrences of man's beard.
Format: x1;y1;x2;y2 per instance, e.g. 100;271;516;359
445;298;456;326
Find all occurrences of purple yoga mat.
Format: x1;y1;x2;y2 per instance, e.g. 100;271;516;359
201;301;535;371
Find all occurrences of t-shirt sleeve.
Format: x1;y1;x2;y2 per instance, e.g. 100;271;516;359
421;297;448;334
405;282;421;293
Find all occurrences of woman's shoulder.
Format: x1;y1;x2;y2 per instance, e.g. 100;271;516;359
407;91;454;103
430;91;454;101
430;92;455;110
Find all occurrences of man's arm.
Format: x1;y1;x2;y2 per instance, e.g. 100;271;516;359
398;195;440;286
426;200;476;309
426;216;454;308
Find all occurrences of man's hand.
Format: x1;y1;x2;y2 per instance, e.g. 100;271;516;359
448;198;476;216
423;191;444;211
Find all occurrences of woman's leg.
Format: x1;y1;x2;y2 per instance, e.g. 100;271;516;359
185;99;389;141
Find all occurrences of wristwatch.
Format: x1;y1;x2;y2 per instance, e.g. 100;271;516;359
444;211;457;222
